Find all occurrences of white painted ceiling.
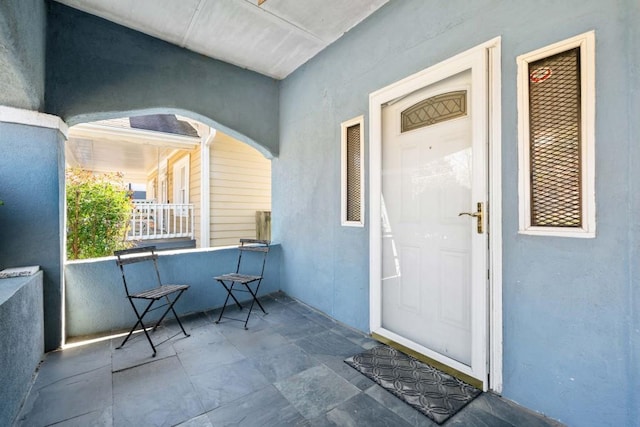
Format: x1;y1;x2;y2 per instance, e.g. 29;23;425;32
66;117;203;183
66;136;173;183
54;0;388;79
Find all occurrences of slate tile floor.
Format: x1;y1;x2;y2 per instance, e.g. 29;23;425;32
15;292;564;426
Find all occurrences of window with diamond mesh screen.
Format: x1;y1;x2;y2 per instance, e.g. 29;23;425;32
528;47;582;227
346;123;362;222
401;91;467;132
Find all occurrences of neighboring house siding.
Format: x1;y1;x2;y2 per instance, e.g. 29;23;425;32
166;151;182;204
166;148;199;204
142;134;270;249
164;148;200;246
275;1;638;426
210;132;271;247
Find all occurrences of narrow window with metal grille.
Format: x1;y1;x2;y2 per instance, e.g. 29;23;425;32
341;116;365;227
517;32;595;237
528;48;582;227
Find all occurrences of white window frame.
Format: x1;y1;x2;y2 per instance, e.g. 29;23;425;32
341;115;365;227
517;31;596;238
147;178;156;201
160;176;168;204
159;158;168;204
172;154;190;216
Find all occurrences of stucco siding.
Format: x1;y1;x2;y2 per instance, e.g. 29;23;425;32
45;2;279;158
0;0;46;110
65;246;281;337
0;121;65;351
0;0;636;425
0;272;44;425
275;0;637;425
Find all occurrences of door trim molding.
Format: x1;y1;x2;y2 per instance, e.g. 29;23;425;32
487;39;503;394
368;37;502;392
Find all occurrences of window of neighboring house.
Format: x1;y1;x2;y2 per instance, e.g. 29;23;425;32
517;31;595;238
173;154;190;216
341;115;365;227
147;178;156;201
160;176;168;204
159;158;168;203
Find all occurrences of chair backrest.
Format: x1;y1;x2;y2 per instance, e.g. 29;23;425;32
235;239;270;277
114;246;162;296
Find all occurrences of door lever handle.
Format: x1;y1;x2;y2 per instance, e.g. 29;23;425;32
458;202;484;234
458;212;480;218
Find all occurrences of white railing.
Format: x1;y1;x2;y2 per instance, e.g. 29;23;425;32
127;200;194;241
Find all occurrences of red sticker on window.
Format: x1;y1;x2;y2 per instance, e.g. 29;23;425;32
530;67;552;83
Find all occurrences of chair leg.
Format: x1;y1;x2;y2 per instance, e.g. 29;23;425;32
118;299;158;357
243;293;255;330
170;304;190;337
155;290;190;337
215;281;243;324
242;281;267;330
249;287;267;314
222;281;244;309
215;283;232;324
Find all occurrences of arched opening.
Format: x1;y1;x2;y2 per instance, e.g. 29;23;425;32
64;108;272;259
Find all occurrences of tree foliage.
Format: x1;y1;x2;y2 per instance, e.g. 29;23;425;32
66;169;133;260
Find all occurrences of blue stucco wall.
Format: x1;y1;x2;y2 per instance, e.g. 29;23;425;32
275;0;637;426
0;0;637;425
0;0;46;110
0;272;44;425
45;2;279;158
0;121;65;352
625;0;640;422
65;246;281;337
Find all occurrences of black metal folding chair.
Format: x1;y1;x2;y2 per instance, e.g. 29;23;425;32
214;239;270;329
114;246;190;356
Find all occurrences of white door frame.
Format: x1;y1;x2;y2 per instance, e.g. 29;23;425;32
369;38;502;392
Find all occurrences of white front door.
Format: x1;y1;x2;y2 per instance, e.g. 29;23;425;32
370;47;489;387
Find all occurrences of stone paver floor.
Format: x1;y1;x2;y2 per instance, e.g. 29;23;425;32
15;292;563;426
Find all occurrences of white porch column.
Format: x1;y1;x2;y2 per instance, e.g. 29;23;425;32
199;127;215;248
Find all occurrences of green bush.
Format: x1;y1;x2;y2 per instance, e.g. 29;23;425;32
66;169;134;260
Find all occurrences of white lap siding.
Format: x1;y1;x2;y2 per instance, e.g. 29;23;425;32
209;132;271;247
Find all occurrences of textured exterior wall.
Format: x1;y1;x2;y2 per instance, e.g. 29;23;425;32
65;245;280;337
1;0;637;424
0;0;46;110
0;121;65;352
624;0;640;421
45;2;279;158
275;0;638;425
0;272;44;425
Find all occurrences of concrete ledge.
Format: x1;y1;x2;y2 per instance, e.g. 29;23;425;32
65;245;281;338
0;105;68;136
0;271;44;425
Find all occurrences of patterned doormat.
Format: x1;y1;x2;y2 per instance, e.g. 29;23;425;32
345;345;481;425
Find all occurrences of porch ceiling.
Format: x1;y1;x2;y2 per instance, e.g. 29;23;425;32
65;137;169;183
65;118;202;183
53;0;388;80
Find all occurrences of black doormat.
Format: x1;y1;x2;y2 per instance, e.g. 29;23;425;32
345;345;481;425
